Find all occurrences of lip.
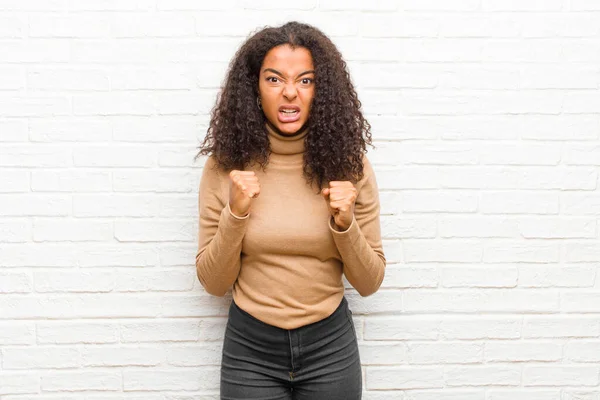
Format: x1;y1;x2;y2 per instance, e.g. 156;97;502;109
277;104;301;123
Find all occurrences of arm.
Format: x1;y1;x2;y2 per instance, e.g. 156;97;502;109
329;157;386;296
195;157;249;296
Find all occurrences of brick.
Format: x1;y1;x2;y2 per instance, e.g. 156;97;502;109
113;170;197;192
72;40;156;64
0;271;32;293
0;219;31;242
0;373;40;395
120;318;225;343
123;368;219;391
402;0;479;10
521;115;599;140
523;366;599;386
0;170;29;192
441;317;521;339
487;390;560;400
29;118;111;142
115;219;195;242
114;269;195;292
521;66;598;89
41;371;121;391
562;293;600;312
34;270;115;293
0;67;26;89
408;342;483;364
441;266;518;288
82;345;164;366
524;316;600;338
381;216;437;239
439;15;519;38
564;144;600;165
565;243;600;262
483;0;562;11
33;219;113;242
0;322;35;345
366;366;443;389
0;145;71;167
518;217;596;239
0;40;69;62
320;0;396;11
402;190;479;213
518;265;596;288
77;244;158;267
565;341;600;362
485;341;562;362
73;194;159;217
37;321;119;344
480;143;561;165
32;170;111;192
2;347;80;369
446;366;521;386
359;342;407;365
112;13;196;38
481;191;559;215
381;265;438;288
156;0;235;9
403;239;483;263
28;68;109;91
403;289;558;313
0;243;77;267
365;317;439;340
165;343;222;366
484;241;559;263
73;145;157;167
29;14;111;38
439;217;519;238
0;294;161;319
0;195;71;217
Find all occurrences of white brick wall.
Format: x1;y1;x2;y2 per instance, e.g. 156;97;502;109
0;0;599;398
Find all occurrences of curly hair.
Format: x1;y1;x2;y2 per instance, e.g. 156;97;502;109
195;21;372;188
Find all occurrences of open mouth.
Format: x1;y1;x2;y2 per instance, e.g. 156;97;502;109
278;105;301;123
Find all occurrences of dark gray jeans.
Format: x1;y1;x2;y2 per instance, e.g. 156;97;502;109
220;297;362;399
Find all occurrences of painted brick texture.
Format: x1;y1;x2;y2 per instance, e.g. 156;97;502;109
1;1;599;399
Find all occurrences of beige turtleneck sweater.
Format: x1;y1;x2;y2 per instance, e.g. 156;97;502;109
195;125;386;329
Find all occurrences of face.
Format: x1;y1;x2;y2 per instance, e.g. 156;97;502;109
258;44;315;135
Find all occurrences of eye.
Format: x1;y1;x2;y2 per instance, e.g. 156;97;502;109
266;76;279;83
301;78;314;85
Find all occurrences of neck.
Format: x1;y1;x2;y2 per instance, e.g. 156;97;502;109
266;122;309;157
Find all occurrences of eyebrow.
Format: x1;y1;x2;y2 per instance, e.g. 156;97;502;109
263;68;315;78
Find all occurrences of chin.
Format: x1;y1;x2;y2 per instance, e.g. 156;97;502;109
277;122;305;135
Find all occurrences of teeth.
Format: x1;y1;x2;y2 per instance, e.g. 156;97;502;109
281;109;298;114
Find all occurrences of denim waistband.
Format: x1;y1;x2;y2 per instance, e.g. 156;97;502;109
228;297;350;345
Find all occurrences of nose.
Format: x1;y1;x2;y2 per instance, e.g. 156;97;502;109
282;82;297;101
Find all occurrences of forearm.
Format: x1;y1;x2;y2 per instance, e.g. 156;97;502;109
330;217;386;296
196;204;248;296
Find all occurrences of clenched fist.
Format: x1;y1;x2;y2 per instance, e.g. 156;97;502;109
321;181;357;231
229;170;260;217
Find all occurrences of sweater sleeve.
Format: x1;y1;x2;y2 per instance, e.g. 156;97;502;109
329;156;386;296
195;156;249;297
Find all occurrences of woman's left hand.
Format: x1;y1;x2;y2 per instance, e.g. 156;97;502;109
321;181;357;231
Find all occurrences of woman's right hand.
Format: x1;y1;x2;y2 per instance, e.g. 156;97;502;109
228;170;260;217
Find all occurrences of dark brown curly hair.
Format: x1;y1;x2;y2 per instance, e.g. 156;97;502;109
195;21;372;188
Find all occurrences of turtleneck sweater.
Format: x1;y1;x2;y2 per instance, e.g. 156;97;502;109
195;125;386;329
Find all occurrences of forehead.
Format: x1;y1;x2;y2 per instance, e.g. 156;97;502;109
261;44;314;73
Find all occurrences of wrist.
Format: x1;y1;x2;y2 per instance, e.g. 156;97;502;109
228;202;249;219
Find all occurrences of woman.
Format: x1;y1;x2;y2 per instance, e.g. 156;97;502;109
195;21;385;400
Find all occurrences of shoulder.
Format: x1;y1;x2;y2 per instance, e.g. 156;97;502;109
200;155;229;192
357;153;376;190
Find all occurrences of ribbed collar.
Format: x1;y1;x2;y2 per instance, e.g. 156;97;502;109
266;123;309;156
